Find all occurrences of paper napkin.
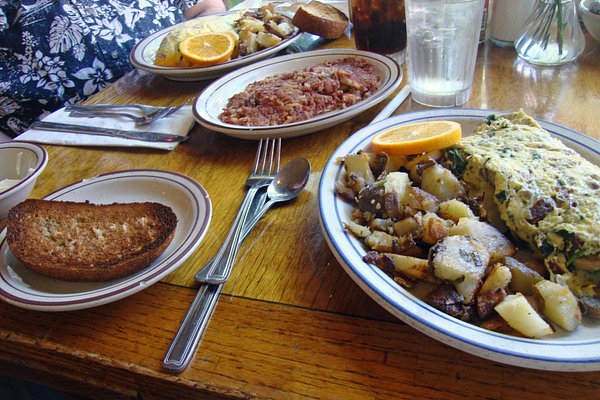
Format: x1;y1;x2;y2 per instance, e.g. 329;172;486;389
15;106;196;151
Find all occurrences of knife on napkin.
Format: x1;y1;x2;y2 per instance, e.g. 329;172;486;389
30;121;188;143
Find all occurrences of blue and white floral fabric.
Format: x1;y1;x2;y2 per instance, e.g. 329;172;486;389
0;0;198;138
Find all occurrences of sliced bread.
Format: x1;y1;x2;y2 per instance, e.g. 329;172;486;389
6;199;178;281
292;1;349;39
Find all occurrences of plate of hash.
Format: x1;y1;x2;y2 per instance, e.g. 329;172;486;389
318;108;600;371
0;170;211;311
193;49;403;139
130;7;301;81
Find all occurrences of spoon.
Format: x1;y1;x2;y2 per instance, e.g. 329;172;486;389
163;157;311;373
195;156;311;284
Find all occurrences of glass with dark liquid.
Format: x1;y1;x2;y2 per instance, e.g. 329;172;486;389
349;0;407;64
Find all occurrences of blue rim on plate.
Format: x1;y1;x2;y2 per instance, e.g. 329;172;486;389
0;169;212;312
193;49;403;140
318;108;600;371
130;9;302;82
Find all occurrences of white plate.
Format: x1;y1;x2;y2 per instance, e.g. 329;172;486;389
129;10;301;82
0;170;212;312
193;49;403;140
318;108;600;371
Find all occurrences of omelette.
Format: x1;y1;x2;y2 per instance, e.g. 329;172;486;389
445;110;600;298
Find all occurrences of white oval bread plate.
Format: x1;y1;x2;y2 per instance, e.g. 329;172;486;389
193;49;403;140
130;10;301;82
0;170;212;312
318;108;600;371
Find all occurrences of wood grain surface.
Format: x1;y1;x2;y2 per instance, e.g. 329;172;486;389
0;27;599;400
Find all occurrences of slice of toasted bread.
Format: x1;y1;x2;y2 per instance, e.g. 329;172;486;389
292;1;349;39
6;199;177;281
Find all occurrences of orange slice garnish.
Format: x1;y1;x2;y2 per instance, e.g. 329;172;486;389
371;120;462;155
179;32;236;67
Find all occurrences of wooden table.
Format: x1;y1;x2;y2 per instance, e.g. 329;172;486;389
1;31;600;400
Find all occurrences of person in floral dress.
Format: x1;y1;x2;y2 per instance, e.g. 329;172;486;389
0;0;225;138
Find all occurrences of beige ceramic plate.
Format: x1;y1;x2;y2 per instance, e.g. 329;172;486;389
319;109;600;371
130;10;301;82
0;170;211;311
193;49;403;140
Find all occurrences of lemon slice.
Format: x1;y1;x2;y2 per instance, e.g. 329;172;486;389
179;32;236;67
371;120;462;155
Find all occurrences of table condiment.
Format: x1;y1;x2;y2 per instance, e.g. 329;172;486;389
489;0;535;47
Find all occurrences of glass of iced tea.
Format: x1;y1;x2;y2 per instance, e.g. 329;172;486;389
348;0;407;64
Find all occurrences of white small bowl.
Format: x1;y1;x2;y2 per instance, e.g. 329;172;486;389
581;0;600;41
0;142;48;218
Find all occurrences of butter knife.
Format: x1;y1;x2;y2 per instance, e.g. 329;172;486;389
30;121;188;143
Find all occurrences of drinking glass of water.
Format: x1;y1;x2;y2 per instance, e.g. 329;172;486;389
405;0;485;107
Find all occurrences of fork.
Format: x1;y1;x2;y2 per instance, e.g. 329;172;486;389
162;139;281;373
195;138;281;285
68;108;172;125
66;103;165;114
66;98;194;126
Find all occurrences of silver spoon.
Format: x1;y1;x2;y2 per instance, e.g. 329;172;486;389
195;156;311;284
164;157;311;373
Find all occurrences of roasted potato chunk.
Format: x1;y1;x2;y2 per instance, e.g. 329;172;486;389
534;280;581;332
429;235;490;303
449;218;516;261
495;293;553;338
505;257;544;295
420;163;465;201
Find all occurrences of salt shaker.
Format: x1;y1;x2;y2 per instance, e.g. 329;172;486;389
489;0;535;47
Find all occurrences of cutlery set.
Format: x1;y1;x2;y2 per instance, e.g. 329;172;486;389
163;138;311;373
29;100;194;143
65;99;193;126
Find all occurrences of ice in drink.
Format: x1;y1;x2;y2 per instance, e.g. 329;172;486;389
349;0;406;63
406;0;484;107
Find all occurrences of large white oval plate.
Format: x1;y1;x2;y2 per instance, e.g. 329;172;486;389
130;10;301;82
193;49;403;140
318;108;600;371
0;170;212;312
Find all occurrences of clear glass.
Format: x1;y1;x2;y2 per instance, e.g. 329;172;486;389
515;0;585;66
405;0;485;107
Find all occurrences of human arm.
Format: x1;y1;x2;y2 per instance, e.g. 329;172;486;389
182;0;227;19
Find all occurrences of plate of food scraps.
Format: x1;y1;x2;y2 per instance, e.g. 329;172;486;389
130;7;302;82
193;48;403;140
0;170;211;312
318;108;600;371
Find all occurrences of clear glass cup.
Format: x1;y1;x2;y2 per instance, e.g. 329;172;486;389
405;0;485;107
348;0;407;65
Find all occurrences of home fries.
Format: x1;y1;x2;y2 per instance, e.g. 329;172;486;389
337;111;600;338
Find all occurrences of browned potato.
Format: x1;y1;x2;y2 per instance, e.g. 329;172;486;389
505;257;544;295
449;218;515;261
429;235;490;303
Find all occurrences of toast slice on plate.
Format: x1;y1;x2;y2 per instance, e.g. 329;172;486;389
6;199;177;281
292;1;349;39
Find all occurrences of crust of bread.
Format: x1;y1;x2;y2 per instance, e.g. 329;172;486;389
292;1;349;39
6;199;178;281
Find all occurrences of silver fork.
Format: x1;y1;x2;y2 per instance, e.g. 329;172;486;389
68;108;173;125
195;138;281;284
66;98;193;126
162;139;281;373
65;103;164;114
